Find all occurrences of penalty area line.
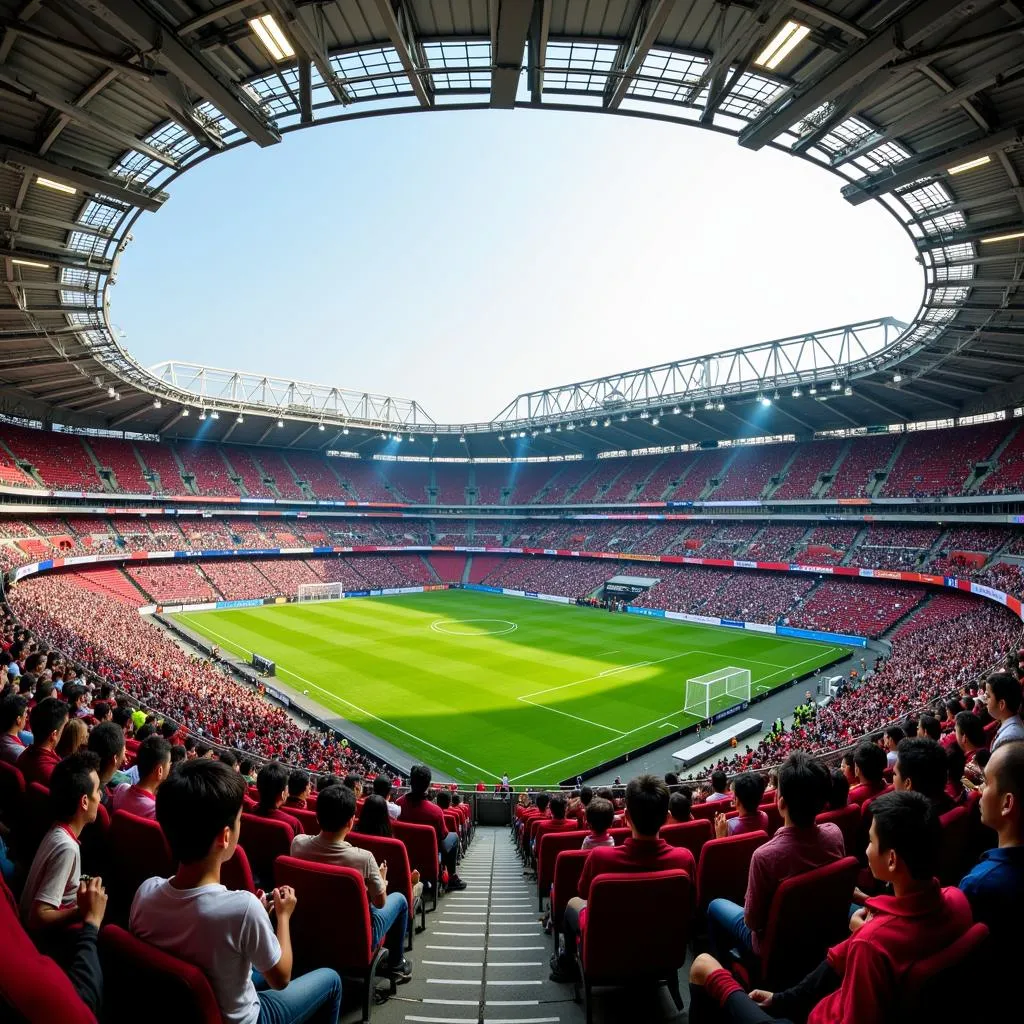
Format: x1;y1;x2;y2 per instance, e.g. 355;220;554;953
516;696;626;736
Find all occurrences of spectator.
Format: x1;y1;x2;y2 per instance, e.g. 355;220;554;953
284;770;311;810
110;735;171;820
883;727;904;769
87;721;130;807
893;737;956;814
716;773;768;838
17;696;68;786
291;784;412;983
131;760;342;1024
531;794;577;856
689;791;973;1023
343;773;363;799
706;752;844;964
0;693;29;764
581;797;615;850
372;775;401;820
985;671;1024;752
20;751;104;934
826;769;850;810
550;774;695;983
955;710;987;765
356;794;423;901
706;770;731;803
218;749;239;772
397;765;466;892
255;761;302;838
917;713;941;741
848;741;887;805
667;790;692;824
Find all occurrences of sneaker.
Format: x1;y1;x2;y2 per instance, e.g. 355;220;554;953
446;876;467;892
389;958;414;984
549;955;576;984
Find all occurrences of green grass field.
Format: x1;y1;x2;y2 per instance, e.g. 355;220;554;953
172;591;848;785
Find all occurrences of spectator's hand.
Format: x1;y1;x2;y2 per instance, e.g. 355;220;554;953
271;885;297;919
688;953;724;986
851;886;868;905
750;990;773;1008
849;908;871;933
78;876;107;928
714;812;728;838
410;868;420;886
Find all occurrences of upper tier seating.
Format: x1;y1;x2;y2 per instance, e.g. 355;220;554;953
1;425;103;491
222;448;276;498
537;461;598;504
665;450;731;501
978;423;1024;493
434;464;468;504
603;454;663;502
786;578;925;637
250;449;306;499
87;437;151;493
134;441;185;494
127;563;220;603
336;460;400;502
712;444;792;500
174;444;240;497
572;460;631;503
827;434;899;498
771;439;844;499
633;453;697;501
881;422;1005;497
472;464;508;504
284;452;347;499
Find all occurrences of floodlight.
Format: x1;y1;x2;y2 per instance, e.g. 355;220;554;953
754;21;810;70
237;415;244;423
199;411;207;420
759;395;772;407
153;399;161;408
651;416;660;426
981;230;1024;244
210;411;219;419
35;176;76;194
380;432;387;439
715;400;725;411
705;400;714;411
844;385;853;396
459;435;466;443
544;425;551;433
318;423;325;431
181;408;189;417
589;418;598;427
830;380;842;391
808;384;817;395
892;373;902;383
277;419;284;427
497;434;505;441
791;387;801;398
620;413;628;421
432;435;438;443
11;258;50;269
342;428;349;435
566;422;575;430
603;418;611;427
947;155;991;175
640;410;649;419
248;14;295;61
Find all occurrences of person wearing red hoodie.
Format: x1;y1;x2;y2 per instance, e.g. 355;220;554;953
688;790;973;1023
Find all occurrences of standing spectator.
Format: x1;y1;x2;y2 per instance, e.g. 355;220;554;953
397;765;466;892
883;727;904;769
985;672;1024;752
17;697;67;786
110;736;172;820
0;693;29;764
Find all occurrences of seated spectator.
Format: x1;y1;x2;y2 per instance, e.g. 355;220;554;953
284;770;311;809
218;749;239;772
55;718;88;758
959;740;1024;949
131;760;342;1024
110;735;171;820
706;770;731;803
397;765;466;892
826;768;850;810
667;789;692;824
17;696;67;786
581;796;615;850
355;794;423;901
20;751;104;934
917;713;941;742
892;737;956;814
0;693;29;764
343;773;363;799
690;791;973;1023
848;741;887;805
372;775;401;820
87;720;130;807
550;774;696;983
716;773;768;838
63;683;91;721
254;761;303;838
883;727;904;769
944;744;968;804
291;785;412;983
532;794;577;853
955;709;988;769
985;671;1024;752
839;754;856;788
706;752;844;964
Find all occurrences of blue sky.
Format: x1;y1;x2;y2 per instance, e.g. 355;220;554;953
114;109;921;423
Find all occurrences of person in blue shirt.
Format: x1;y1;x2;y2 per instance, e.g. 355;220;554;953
959;739;1024;948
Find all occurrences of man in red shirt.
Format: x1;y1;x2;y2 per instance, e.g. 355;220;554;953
396;764;466;892
529;794;578;868
846;740;888;805
688;791;973;1023
549;773;695;983
253;761;303;838
17;697;67;787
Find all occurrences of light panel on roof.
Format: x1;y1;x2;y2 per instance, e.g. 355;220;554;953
981;230;1024;244
35;176;76;194
754;22;810;71
946;155;991;176
249;14;295;62
11;258;50;269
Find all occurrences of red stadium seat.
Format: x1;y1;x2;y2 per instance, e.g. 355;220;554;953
221;843;256;893
696;831;768;909
815;804;861;856
608;826;631;846
899;922;990;1017
574;870;691;1024
550;849;590;956
661;818;713;862
239;813;293;889
758;801;784;836
536;829;587;911
392;820;439;912
349;831;425;947
108;810;174;921
0;758;25;834
287;806;318;834
689;801;720;824
937;806;973;885
274;856;389;1023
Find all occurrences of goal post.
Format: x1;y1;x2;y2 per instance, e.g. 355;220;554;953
683;666;752;720
297;582;344;603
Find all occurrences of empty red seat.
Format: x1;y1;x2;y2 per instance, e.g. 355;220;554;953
392;820;439;912
696;831;768;909
661;818;713;862
899;922;990;1016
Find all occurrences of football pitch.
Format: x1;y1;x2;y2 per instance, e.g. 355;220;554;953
171;591;848;785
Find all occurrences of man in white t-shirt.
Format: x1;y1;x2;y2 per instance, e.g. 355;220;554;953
371;775;401;819
130;760;341;1024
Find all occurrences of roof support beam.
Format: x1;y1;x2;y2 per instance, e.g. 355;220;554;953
490;0;533;109
42;381;103;402
72;0;280;147
156;408;187;433
0;208;113;239
603;0;672;111
178;0;257;35
269;0;350;107
848;389;908;422
297;57;312;124
288;423;315;447
0;245;111;274
526;0;549;103
739;0;975;151
895;385;960;411
108;404;151;428
373;0;433;108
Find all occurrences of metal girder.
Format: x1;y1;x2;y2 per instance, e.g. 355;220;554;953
843;124;1024;205
288;423;315;447
0;242;112;273
0;208;113;239
738;0;977;151
38;380;102;401
526;0;549;103
789;0;867;40
0;144;165;212
297;58;312;123
603;0;673;111
372;0;432;108
73;0;280;147
894;384;960;411
846;387;909;422
108;403;150;427
0;350;94;366
269;0;350;107
490;0;533;109
178;0;256;35
916;219;1024;250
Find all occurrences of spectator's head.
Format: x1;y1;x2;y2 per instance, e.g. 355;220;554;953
0;693;28;736
239;759;254;779
945;699;963;724
955;710;986;752
917;714;941;741
33;680;53;703
318;773;341;792
778;751;830;827
985;671;1022;723
840;753;856;785
24;652;45;675
111;707;133;734
579;785;593;807
827;768;850;810
256;761;289;811
867;791;940;883
315;784;357;835
980;740;1024;841
409;764;431;797
136;735;172;788
356;794;392;837
55;717;88;757
195;743;212;759
218;750;238;771
894;738;947;802
92;701;112;723
664;772;679;787
535;792;550;814
884;726;904;752
64;682;88;711
87;721;125;782
156;759;246;865
853;739;887;787
288;769;310;800
624;774;670;837
667;790;692;823
436;790;451;810
49;750;101;827
711;770;728;795
135;723;156;742
585;796;614;834
169;744;186;769
549;794;566;820
372;776;392;800
343;772;363;798
732;772;766;814
29;697;67;750
159;718;178;740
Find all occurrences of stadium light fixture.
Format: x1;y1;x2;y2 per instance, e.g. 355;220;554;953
808;384;817;395
773;390;780;400
199;410;207;420
277;419;284;427
685;407;695;418
459;435;466;443
35;176;76;194
759;395;772;407
497;434;505;441
210;411;219;419
620;413;628;422
237;414;244;423
651;415;660;426
791;387;801;398
981;229;1024;244
603;418;611;427
672;405;681;415
318;423;325;431
754;21;810;70
589;418;598;427
715;400;725;411
107;386;116;398
844;385;853;396
544;425;551;433
892;373;902;383
566;422;575;430
342;428;349;435
555;424;562;431
11;258;51;269
152;398;161;408
114;392;120;401
830;380;842;391
249;14;295;61
380;432;387;439
431;435;438;443
947;155;991;175
181;408;189;417
639;410;649;419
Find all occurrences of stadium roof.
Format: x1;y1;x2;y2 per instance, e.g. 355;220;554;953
0;0;1022;459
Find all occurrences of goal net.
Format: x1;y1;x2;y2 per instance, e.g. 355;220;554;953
683;666;752;720
297;582;344;603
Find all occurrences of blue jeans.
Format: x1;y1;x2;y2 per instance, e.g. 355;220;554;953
253;967;342;1024
707;898;754;962
370;891;409;968
440;831;460;876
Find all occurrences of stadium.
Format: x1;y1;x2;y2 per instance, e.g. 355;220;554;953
0;1;1021;1022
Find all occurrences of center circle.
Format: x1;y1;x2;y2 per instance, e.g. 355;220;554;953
430;618;518;637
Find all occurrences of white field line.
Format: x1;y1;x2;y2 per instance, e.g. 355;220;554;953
517;650;696;701
176;614;502;780
516;697;626;736
598;660;651;677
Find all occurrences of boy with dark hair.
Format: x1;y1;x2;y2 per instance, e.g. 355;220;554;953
826;768;850;810
883;726;904;768
707;770;731;803
218;749;239;771
343;772;363;798
985;671;1024;751
17;696;68;786
0;693;29;765
291;785;412;983
582;797;615;849
372;774;401;820
716;773;768;838
110;735;172;820
954;709;986;764
690;791;973;1023
916;713;941;742
255;761;302;838
87;720;130;806
285;770;311;809
706;752;843;964
668;790;692;823
550;774;695;984
893;737;955;813
397;764;465;892
848;740;887;805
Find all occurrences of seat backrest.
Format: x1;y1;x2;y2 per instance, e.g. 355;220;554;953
661;818;713;862
0;758;25;828
221;843;256;893
109;810;175;919
239;813;293;888
608;826;631;846
99;924;222;1023
551;849;590;929
815;804;861;856
274;855;375;974
899;922;990;1017
537;830;587;893
759;855;859;987
759;802;784;836
937;806;972;884
287;806;318;834
690;801;720;824
349;831;415;909
583;870;692;979
392;820;439;888
696;831;768;909
442;811;460;835
24;780;52;852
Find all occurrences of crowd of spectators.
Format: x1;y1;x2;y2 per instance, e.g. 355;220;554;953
786;579;925;638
